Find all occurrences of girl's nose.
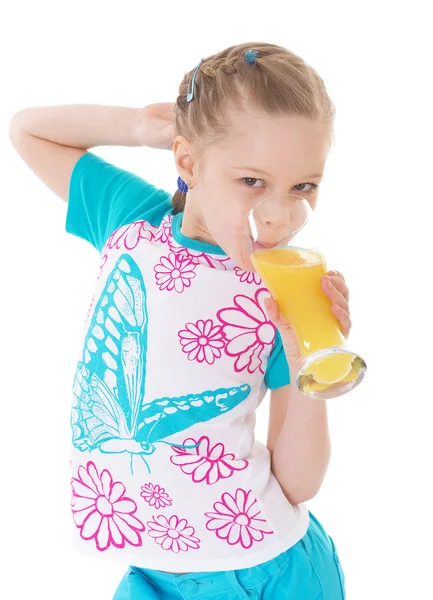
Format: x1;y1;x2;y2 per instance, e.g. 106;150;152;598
255;196;307;235
255;207;293;239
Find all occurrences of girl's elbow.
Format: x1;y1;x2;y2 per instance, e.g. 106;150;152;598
284;487;320;506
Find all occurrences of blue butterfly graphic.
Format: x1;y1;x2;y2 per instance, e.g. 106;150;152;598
70;254;251;474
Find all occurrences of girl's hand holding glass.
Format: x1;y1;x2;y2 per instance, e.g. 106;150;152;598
264;269;351;373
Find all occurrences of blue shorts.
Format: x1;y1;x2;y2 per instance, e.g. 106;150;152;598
112;511;346;600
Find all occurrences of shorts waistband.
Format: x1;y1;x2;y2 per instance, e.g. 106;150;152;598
130;512;313;597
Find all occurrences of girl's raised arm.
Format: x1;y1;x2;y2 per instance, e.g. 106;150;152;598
9;103;175;203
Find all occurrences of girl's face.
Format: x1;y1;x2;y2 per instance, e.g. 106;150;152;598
177;108;331;270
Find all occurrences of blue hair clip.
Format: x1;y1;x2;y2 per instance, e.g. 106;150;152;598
244;49;258;64
177;176;189;193
186;58;204;102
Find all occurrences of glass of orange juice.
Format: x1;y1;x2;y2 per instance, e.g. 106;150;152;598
246;193;367;399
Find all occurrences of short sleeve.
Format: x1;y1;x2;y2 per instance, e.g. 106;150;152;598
264;329;291;389
66;151;173;252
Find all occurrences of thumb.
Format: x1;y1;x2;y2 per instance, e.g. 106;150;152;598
264;297;291;330
264;297;303;370
263;296;279;325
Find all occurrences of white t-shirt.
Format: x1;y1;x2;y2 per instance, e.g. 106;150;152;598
65;152;309;572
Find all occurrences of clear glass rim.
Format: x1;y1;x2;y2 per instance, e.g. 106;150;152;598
245;192;313;247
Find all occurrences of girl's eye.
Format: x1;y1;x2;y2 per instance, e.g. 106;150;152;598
242;178;319;193
293;182;319;193
242;177;266;188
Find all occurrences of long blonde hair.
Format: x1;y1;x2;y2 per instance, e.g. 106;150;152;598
172;41;335;213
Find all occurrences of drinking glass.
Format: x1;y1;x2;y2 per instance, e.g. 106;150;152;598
246;193;367;399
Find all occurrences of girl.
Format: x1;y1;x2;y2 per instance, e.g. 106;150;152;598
10;41;351;599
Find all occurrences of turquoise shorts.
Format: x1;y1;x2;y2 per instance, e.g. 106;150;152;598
112;511;346;600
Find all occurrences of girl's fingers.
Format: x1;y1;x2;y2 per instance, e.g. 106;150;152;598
264;297;281;325
322;278;349;313
325;273;349;303
332;304;352;338
328;270;345;282
264;297;291;332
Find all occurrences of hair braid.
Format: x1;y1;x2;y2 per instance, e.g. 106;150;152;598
201;55;239;77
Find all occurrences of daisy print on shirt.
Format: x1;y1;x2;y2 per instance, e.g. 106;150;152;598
170;434;249;485
205;488;274;549
217;288;277;376
71;460;146;552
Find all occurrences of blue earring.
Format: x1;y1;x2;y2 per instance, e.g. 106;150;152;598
186;58;204;102
177;177;189;193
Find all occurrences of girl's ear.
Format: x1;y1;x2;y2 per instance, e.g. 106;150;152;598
173;135;195;183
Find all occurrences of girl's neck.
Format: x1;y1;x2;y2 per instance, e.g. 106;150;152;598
180;202;215;246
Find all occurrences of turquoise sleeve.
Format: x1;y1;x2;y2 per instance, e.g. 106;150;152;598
66;151;173;252
264;329;291;389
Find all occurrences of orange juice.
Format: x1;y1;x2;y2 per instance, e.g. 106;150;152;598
252;247;354;385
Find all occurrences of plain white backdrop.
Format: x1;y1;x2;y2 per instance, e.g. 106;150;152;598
2;1;432;598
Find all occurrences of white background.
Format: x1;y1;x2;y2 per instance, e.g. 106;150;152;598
2;1;432;598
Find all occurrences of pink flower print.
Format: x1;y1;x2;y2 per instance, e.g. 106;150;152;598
205;488;274;549
217;288;276;375
99;220;158;277
154;253;196;293
170;435;249;485
97;253;108;279
71;461;145;551
147;514;201;553
178;319;225;365
234;267;262;285
105;221;157;252
85;295;95;322
140;483;173;509
168;236;235;271
154;215;173;244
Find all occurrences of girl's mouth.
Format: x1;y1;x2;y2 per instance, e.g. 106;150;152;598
254;241;278;250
